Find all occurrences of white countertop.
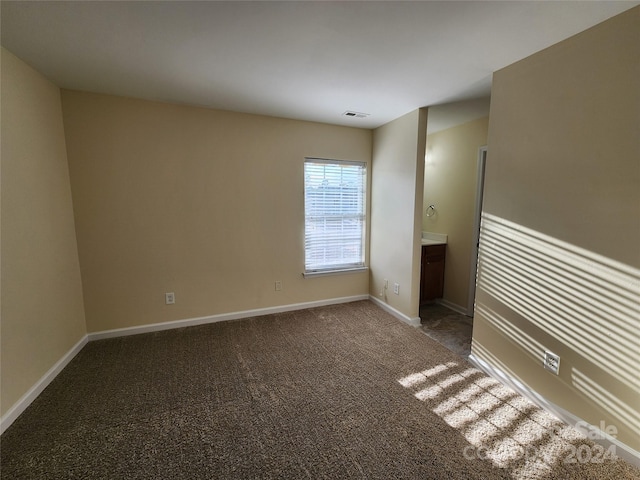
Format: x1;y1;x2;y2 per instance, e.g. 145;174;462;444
421;239;447;246
421;231;447;246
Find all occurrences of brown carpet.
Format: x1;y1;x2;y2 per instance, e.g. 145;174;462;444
1;300;638;479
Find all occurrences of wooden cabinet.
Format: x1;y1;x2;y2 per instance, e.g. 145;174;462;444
421;244;446;304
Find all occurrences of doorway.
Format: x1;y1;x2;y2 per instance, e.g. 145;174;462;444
466;146;487;316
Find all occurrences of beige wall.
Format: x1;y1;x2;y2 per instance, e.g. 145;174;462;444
1;48;87;416
423;116;489;310
473;7;640;450
60;91;372;332
370;109;427;319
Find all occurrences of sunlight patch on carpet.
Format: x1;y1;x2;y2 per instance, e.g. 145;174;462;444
396;361;620;479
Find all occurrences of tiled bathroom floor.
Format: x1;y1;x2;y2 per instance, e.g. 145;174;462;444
419;303;473;358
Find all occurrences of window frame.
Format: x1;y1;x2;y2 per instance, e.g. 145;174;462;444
303;157;367;277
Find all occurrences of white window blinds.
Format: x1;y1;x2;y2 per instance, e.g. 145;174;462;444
304;158;366;273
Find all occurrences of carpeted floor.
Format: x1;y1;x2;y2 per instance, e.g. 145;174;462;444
1;300;638;479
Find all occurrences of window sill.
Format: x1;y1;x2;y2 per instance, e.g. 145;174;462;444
303;267;369;278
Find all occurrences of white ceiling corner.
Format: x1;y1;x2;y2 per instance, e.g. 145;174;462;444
1;1;636;129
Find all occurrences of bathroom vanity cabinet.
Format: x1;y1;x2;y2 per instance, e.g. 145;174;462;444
420;244;446;304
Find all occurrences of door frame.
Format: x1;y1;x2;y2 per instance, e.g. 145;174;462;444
466;146;487;316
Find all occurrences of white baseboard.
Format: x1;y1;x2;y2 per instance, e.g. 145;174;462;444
88;294;370;341
436;298;470;317
0;334;88;435
468;353;640;468
369;295;421;327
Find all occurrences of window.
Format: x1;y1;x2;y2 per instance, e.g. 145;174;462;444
304;158;366;275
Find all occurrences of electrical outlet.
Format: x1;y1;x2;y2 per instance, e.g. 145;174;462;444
393;283;400;295
384;279;389;289
165;292;175;305
544;351;560;375
275;280;282;291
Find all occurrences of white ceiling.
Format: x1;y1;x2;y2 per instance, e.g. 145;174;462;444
1;1;636;129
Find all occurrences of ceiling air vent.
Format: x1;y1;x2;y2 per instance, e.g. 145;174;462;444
342;111;370;119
